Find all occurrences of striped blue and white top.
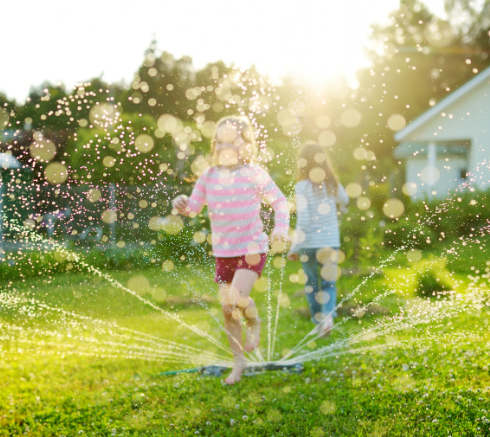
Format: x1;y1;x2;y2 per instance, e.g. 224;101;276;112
289;179;349;252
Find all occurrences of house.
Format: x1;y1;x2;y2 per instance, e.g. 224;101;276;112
393;66;490;199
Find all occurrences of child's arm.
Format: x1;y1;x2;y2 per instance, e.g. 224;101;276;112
336;183;349;213
288;183;309;256
256;168;289;238
172;172;207;218
172;195;190;213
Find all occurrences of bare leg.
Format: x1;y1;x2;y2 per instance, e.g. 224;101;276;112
219;269;259;385
241;296;260;352
220;282;248;385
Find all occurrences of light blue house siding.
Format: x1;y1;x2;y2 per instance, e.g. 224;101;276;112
393;66;490;199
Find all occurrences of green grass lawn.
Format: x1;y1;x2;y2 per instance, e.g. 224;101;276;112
1;236;490;436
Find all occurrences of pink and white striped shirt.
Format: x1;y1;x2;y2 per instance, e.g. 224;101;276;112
184;165;289;257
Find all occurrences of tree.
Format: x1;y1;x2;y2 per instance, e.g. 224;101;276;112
350;0;490;162
120;42;196;121
444;0;490;46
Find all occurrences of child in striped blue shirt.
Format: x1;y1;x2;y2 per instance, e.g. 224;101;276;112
287;142;349;336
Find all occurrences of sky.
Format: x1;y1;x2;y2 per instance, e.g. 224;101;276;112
0;0;446;102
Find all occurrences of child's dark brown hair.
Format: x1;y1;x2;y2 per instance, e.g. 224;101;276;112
296;142;338;196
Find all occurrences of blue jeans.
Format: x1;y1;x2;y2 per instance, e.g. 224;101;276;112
299;247;338;323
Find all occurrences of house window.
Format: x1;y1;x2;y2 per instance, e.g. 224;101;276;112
460;169;467;179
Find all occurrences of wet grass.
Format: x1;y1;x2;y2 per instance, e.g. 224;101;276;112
1;238;489;436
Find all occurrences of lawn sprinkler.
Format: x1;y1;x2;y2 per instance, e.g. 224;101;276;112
159;365;230;377
160;362;304;378
243;362;304;376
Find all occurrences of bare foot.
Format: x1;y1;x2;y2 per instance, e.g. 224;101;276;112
225;358;247;385
244;319;260;352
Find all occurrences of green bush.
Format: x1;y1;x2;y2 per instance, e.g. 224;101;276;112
0;237;205;282
382;222;438;250
415;269;452;298
403;188;490;238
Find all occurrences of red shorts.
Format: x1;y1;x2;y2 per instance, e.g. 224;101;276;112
214;253;268;283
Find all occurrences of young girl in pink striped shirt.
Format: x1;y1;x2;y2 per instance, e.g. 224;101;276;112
172;116;289;384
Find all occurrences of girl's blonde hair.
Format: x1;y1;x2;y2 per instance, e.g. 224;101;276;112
296;142;339;196
209;115;257;167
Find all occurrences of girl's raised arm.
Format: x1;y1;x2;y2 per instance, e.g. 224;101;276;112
336;183;349;212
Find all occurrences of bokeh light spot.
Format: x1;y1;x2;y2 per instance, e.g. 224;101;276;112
254;277;270;292
89;103;115;124
387;114;406;131
402;182;417;196
157;114;183;135
340;109;361;128
191;155;209;176
162;260;175;272
162;215;184;235
318;130;336;147
127;275;150;295
279;292;291;308
86;188;101;203
44;162;68;185
320;264;340;281
356;197;371;210
315;115;331;129
101;209;117;224
272;256;286;269
345;182;362;198
271;238;288;254
103;156;116;168
193;231;206;244
0;109;9;127
148;216;164;231
134;134;154;153
30;139;56;162
200;121;216;138
407;249;422;263
353;147;367;160
316;247;338;264
315;291;330;304
383;198;405;218
314;153;326;164
309;167;326;184
152;287;167;303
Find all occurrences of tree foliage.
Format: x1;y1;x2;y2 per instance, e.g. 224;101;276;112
1;0;489;194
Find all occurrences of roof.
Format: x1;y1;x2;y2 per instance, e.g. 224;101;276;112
394;65;490;141
393;141;470;159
